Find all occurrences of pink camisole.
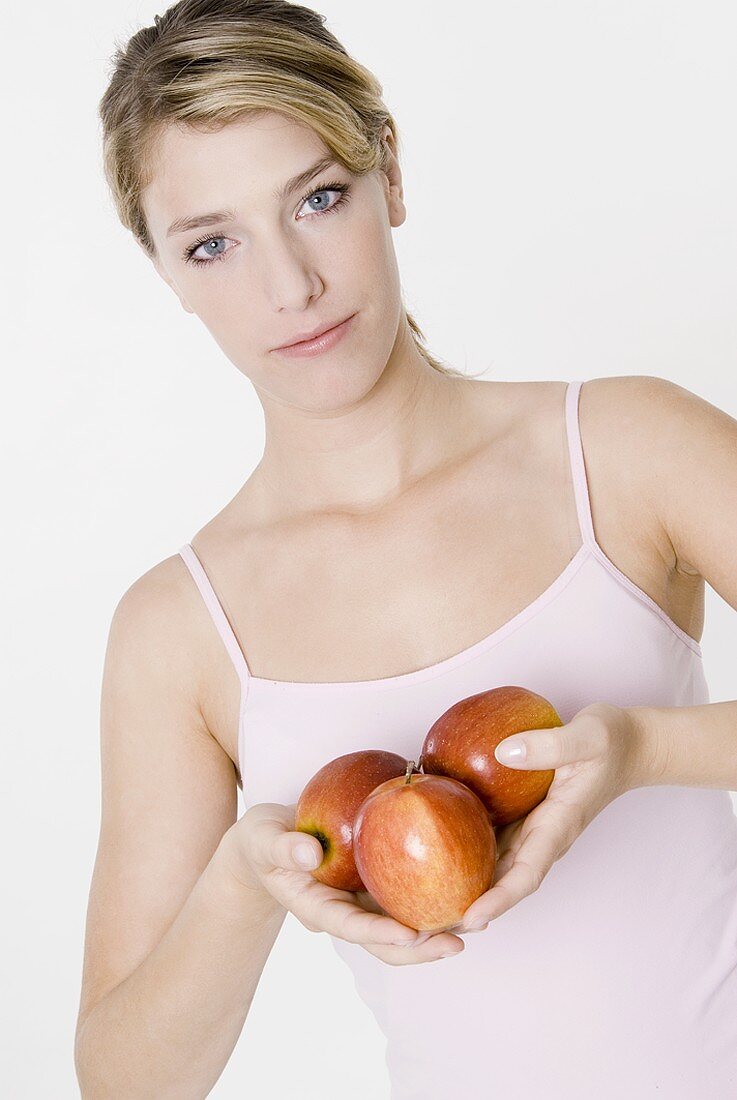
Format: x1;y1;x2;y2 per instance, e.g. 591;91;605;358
178;378;737;1098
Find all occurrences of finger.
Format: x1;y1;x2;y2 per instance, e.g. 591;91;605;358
257;822;462;948
354;890;435;942
246;815;324;876
354;889;387;916
285;829;325;871
492;819;524;868
492;849;516;881
460;821;561;926
247;823;415;945
444;919;487;935
293;877;432;947
356;890;469;945
494;718;604;770
363;932;466;965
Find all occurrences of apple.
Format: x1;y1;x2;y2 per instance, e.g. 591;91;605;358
353;760;496;933
420;685;559;827
295;749;410;891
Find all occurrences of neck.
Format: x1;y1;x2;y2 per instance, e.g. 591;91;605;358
248;326;476;521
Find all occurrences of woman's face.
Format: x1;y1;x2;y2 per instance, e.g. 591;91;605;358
140;112;408;409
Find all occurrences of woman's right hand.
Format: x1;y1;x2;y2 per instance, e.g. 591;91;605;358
219;802;466;966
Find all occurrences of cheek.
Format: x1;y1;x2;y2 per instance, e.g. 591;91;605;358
189;292;264;369
180;273;237;316
338;208;400;288
195;291;257;339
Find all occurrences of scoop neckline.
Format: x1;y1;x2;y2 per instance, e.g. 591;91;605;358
245;542;592;690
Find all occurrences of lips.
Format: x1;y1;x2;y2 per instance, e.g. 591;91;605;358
269;312;357;360
275;314;352;350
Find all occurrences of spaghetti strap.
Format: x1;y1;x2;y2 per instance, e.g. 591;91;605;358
565;379;598;552
178;543;251;687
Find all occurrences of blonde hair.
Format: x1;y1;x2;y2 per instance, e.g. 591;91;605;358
99;0;486;380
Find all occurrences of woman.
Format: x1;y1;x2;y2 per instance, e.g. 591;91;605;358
75;1;737;1096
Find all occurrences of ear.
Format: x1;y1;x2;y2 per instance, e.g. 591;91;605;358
379;125;406;228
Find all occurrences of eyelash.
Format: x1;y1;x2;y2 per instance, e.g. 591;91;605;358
181;179;352;268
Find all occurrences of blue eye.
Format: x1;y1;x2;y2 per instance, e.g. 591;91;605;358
184;235;233;265
181;180;352;268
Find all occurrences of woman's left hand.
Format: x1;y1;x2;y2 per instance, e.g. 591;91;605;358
458;702;646;931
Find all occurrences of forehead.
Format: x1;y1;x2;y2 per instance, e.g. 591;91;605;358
141;112;329;234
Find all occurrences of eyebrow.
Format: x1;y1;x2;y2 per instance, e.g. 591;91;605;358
165;154;338;238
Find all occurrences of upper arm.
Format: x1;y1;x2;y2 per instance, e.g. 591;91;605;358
613;375;737;613
75;559;238;1035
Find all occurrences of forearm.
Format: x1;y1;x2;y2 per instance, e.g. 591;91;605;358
627;699;737;791
75;844;285;1099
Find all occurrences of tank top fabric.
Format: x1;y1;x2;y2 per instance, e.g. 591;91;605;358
178;379;737;1099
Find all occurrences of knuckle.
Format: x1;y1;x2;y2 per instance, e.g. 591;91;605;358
531;866;544;891
598;723;613;754
365;941;418;966
519;858;543;891
590;707;612;742
559;837;575;859
542;731;559;758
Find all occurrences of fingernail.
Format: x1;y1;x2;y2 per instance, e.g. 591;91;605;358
467;918;489;932
439;948;463;959
495;738;526;763
295;843;318;868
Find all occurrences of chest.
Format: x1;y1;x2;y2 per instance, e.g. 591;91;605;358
228;464;581;683
195;398;702;766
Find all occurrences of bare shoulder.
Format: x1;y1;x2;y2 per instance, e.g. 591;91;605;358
113;547;248;764
583;374;737;583
117;552;203;640
481;374;689;586
575;373;697;572
112;551;218;719
78;555;240;1034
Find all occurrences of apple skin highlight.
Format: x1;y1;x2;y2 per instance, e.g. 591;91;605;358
421;685;559;827
293;684;558;930
353;764;497;934
295;749;409;891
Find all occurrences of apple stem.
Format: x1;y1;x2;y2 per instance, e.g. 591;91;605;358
404;760;415;785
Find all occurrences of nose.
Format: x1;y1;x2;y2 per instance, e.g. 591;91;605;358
259;232;323;313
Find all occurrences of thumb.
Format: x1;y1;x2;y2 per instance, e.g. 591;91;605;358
289;831;324;871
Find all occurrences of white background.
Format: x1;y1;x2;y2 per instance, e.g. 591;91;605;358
3;1;736;1096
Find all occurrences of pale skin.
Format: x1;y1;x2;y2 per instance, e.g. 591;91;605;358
100;109;735;966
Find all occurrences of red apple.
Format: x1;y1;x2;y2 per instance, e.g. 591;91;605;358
420;685;560;827
353;760;497;933
295;749;410;891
